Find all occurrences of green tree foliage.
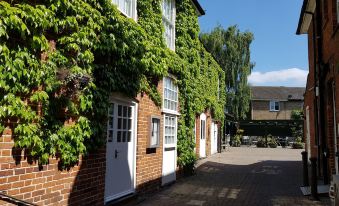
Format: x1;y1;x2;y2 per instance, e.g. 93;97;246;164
291;109;303;120
0;0;225;168
200;25;254;120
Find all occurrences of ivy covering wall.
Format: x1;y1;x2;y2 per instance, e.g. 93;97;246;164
0;0;225;168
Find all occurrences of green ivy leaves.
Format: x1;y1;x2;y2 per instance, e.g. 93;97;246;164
0;0;225;169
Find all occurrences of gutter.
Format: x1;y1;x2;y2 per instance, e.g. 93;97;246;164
296;0;309;34
191;0;205;16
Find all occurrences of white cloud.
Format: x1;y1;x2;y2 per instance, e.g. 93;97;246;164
248;68;308;87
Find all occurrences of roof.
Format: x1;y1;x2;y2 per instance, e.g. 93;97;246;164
296;0;316;34
191;0;205;16
251;86;305;101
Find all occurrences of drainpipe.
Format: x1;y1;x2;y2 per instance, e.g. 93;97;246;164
305;9;321;181
314;0;329;185
333;81;338;174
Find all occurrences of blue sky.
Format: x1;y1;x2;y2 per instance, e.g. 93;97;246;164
198;0;309;87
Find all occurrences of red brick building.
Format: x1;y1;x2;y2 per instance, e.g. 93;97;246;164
0;1;223;205
297;0;339;187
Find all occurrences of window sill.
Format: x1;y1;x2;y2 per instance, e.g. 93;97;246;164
162;109;181;116
147;144;160;149
269;110;280;112
116;7;137;22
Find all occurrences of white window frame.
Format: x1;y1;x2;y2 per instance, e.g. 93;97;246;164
163;76;179;115
107;102;134;143
112;0;137;20
163;115;177;147
162;0;176;51
269;100;280;112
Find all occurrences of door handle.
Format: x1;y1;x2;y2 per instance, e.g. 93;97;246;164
115;150;119;158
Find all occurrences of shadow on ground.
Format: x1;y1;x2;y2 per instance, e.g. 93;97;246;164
137;160;330;206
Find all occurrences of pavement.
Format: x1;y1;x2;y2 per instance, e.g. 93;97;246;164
136;147;330;206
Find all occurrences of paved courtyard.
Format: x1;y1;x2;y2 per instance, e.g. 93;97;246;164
136;147;330;206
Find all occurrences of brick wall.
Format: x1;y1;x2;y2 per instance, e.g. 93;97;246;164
318;0;339;176
135;80;163;195
252;100;303;120
303;0;339;178
0;128;105;206
303;84;317;158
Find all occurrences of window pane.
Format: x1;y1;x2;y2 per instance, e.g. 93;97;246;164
118;118;122;129
117;131;121;142
128;119;132;130
123;119;127;129
128;107;132;117
118;105;122;116
123;106;127;117
151;118;159;146
108;119;114;129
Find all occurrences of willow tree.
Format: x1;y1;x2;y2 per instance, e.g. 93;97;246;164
200;25;254;120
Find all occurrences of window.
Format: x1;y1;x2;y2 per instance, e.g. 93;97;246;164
107;103;133;142
337;0;339;24
163;76;178;113
200;120;205;139
112;0;137;20
269;100;280;111
162;0;175;50
164;115;176;145
149;116;160;148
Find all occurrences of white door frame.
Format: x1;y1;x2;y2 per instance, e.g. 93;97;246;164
199;113;206;158
104;97;138;203
162;114;177;185
211;121;218;155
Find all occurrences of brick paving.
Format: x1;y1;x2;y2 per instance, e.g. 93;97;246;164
136;147;330;206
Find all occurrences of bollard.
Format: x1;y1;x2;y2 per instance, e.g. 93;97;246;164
310;157;319;200
301;151;309;186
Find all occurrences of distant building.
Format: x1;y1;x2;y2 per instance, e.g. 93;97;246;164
250;86;305;120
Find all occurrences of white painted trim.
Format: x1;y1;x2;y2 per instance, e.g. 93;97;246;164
105;189;135;203
133;102;138;192
162;109;180;116
112;0;138;21
104;96;138;204
162;76;179;114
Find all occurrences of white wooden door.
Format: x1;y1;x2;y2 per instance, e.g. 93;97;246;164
211;122;218;155
199;113;206;158
105;101;137;203
162;115;177;185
